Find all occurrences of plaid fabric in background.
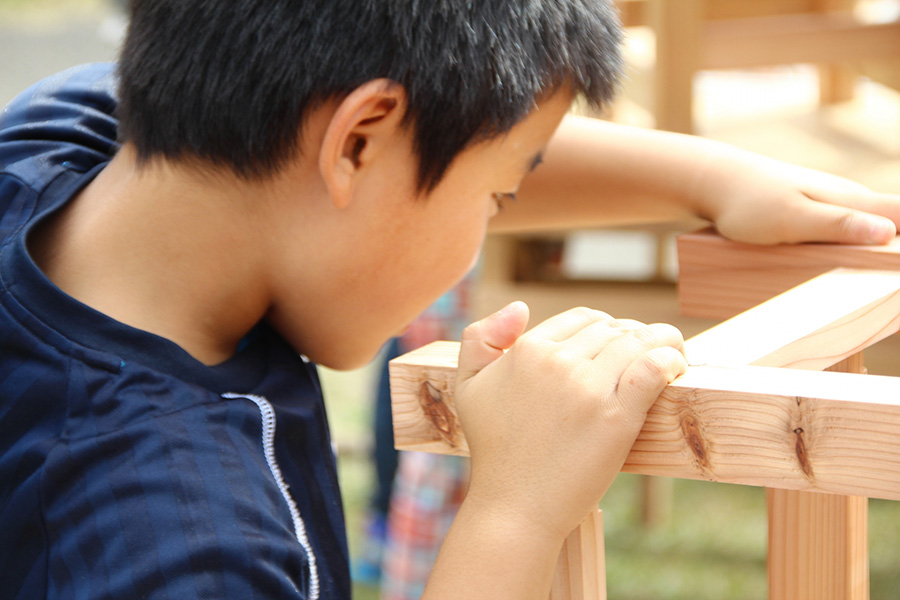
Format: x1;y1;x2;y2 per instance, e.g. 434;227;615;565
380;452;469;600
397;277;472;354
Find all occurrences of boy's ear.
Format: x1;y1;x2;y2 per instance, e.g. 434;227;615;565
319;79;408;209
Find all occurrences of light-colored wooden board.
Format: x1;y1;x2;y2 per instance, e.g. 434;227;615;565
616;0;851;27
767;354;869;600
391;346;900;501
703;13;900;69
648;0;702;133
768;489;868;600
675;236;881;598
677;230;900;320
768;489;869;600
550;509;606;600
684;267;900;370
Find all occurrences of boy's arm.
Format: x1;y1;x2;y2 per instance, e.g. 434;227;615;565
493;115;900;245
421;302;687;599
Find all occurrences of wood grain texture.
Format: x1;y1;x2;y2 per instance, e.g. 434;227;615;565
683;267;900;370
390;341;467;456
767;355;868;600
391;346;900;501
768;489;868;600
677;237;878;598
677;229;900;320
392;251;900;599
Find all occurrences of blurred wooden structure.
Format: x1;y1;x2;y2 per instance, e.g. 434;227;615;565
614;0;900;133
390;232;900;599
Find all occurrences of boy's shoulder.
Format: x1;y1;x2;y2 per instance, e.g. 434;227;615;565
0;62;120;179
0;319;342;597
0;66;350;599
0;63;119;243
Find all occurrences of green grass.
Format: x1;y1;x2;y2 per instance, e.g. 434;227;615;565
322;365;900;599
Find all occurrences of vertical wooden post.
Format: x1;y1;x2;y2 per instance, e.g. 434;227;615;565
643;0;704;527
550;509;607;600
815;0;857;104
818;62;856;105
648;0;703;133
639;476;673;528
480;235;518;285
767;353;870;600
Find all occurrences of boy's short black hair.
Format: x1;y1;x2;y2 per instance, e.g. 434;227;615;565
118;0;623;191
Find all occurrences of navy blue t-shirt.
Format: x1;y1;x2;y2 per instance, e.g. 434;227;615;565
0;64;350;599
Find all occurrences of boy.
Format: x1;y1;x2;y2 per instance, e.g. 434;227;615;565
1;1;898;599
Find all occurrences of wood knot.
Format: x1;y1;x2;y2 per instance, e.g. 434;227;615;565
418;380;460;447
791;397;814;480
794;427;814;479
680;414;711;471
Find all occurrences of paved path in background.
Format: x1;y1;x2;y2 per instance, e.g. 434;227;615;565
0;8;121;107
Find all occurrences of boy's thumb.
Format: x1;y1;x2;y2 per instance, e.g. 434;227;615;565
457;301;529;384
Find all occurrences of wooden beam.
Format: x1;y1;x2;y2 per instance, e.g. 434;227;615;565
390;345;900;502
684;268;900;370
648;0;702;133
394;256;900;598
550;509;606;600
703;13;900;69
616;0;852;28
768;354;869;600
768;488;869;600
614;0;646;29
677;229;900;320
679;262;876;598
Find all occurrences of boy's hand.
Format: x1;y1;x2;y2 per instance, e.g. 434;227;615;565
694;150;900;245
454;302;687;541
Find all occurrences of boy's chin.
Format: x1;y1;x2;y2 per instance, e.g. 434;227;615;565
311;340;386;371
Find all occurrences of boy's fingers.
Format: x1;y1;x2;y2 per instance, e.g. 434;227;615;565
594;323;685;375
564;318;644;359
809;186;900;223
525;307;614;342
786;201;896;245
614;346;688;418
457;301;529;383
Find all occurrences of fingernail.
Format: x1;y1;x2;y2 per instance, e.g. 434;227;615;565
499;300;524;315
869;218;896;243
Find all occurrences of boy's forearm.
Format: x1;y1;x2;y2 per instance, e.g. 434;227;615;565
422;494;565;600
495;115;900;246
490;115;720;232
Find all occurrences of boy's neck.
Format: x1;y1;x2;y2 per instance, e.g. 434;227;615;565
30;145;282;365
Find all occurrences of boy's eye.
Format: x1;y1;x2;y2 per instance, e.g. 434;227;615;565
491;192;518;216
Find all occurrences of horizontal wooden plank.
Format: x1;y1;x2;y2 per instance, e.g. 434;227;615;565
684;268;900;370
616;0;846;28
626;364;900;498
390;345;900;501
703;13;900;69
677;229;900;320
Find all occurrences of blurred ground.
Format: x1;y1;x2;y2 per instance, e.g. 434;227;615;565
0;0;121;106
